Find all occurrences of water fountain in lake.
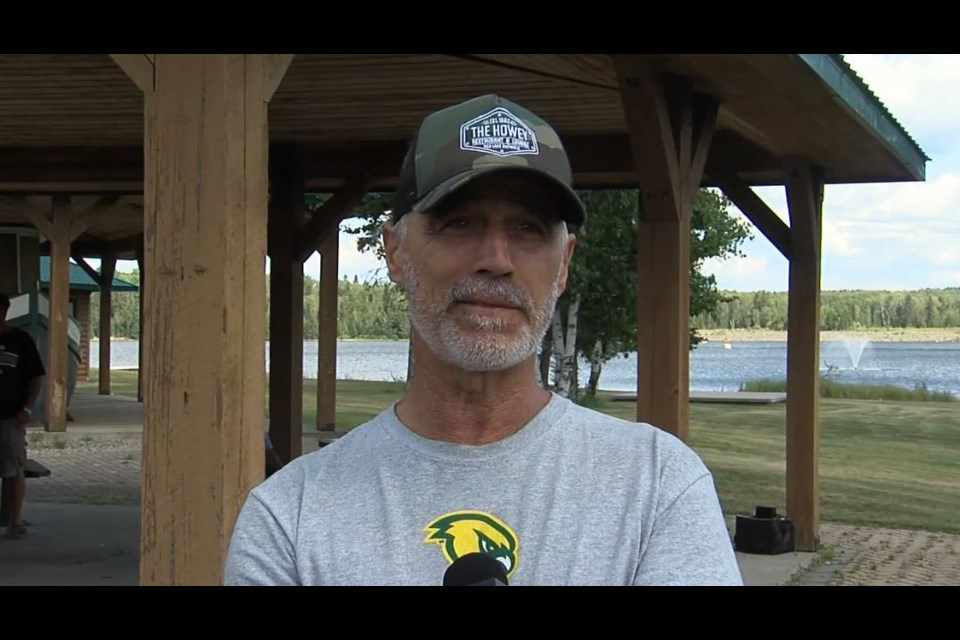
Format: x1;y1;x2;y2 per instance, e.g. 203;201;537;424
822;335;872;371
842;336;870;369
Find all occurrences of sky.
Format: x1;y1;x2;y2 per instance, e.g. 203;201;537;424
702;54;960;292
114;55;960;294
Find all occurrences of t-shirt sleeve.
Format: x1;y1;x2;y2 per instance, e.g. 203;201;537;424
21;333;46;379
633;444;744;586
224;490;300;586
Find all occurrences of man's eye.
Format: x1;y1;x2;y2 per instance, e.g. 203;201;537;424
518;222;545;235
441;219;471;231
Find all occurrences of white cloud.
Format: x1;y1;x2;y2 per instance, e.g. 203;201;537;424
826;173;960;224
822;218;858;257
933;249;958;267
842;54;960;142
302;222;386;283
702;254;788;292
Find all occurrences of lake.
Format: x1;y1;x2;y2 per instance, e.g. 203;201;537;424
90;338;960;396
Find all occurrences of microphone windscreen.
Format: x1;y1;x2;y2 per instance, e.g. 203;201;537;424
443;552;509;586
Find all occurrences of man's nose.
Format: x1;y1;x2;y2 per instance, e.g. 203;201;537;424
472;228;514;276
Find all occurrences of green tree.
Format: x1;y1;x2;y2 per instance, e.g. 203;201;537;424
569;188;751;398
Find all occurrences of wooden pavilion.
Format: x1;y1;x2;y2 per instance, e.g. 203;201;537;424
0;54;927;584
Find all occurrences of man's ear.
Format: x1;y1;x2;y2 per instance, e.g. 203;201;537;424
556;230;577;295
383;219;405;285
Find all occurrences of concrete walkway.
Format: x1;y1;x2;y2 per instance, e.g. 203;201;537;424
0;503;138;586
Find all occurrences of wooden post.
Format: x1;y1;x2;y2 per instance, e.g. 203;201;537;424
317;227;339;432
136;241;144;402
294;177;372;434
785;159;824;552
45;195;72;432
22;195;110;430
118;53;293;585
98;250;116;395
267;145;305;464
613;55;719;441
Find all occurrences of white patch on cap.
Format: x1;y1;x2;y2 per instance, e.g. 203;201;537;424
459;107;539;157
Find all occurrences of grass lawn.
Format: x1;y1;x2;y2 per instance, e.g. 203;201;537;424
80;369;960;533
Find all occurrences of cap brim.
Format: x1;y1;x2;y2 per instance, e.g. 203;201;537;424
413;165;586;226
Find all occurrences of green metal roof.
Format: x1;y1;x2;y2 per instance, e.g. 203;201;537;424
38;256;138;292
796;54;929;181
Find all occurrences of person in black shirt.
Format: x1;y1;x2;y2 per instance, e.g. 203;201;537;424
0;292;45;539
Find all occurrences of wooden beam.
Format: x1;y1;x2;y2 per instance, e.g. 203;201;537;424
0;146;144;188
267;144;305;464
2;195;54;238
452;54;617;90
675;91;718;434
140;54;269;586
98;251;117;396
110;54;155;94
56;236;143;259
71;255;105;286
296;175;372;262
784;158;824;553
263;55;296;102
136;243;144;403
70;196;121;242
45;195;71;432
7;194;121;247
711;172;793;261
317;229;339;432
0;182;144;194
0;133;791;195
613;55;682;222
614;56;720;442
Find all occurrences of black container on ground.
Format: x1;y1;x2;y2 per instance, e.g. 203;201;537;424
734;506;795;555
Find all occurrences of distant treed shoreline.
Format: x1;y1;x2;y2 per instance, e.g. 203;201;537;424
91;273;960;343
698;328;960;343
694;288;960;334
93;328;960;344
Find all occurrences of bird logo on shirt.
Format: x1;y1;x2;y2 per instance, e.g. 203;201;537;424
424;510;519;578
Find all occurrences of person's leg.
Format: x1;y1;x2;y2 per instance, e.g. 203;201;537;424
0;419;27;538
8;471;25;537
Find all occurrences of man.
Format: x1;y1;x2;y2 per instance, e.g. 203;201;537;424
0;292;45;540
225;95;743;585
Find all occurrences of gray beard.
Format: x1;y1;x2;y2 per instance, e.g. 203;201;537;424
401;261;562;372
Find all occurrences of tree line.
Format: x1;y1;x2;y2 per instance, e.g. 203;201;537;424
90;272;411;341
92;276;960;343
693;288;960;331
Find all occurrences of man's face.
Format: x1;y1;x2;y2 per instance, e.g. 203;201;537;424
385;176;576;372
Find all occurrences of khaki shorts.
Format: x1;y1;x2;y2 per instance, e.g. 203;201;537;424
0;417;26;479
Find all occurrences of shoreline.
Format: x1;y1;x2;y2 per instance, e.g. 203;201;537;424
697;328;960;343
91;328;960;344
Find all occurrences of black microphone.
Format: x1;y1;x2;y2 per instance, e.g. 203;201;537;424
443;553;509;586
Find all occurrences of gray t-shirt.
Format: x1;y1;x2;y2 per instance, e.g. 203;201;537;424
224;393;743;586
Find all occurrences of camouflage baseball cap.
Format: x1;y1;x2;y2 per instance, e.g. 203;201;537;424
393;94;586;225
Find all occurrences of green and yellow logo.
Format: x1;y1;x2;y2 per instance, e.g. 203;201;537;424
424;510;519;578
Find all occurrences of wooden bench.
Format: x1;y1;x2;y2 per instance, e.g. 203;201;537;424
0;459;50;526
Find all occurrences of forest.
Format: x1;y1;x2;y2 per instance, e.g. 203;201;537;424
91;270;960;341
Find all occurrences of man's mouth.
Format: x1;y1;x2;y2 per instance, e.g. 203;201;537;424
456;297;522;310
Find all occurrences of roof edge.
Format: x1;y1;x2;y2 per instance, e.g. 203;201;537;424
795;54;929;182
38;256;139;292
